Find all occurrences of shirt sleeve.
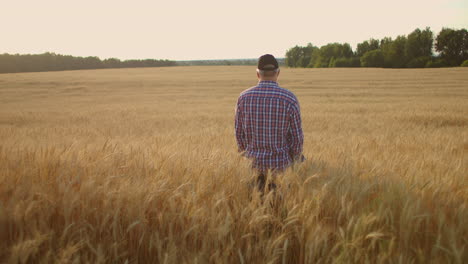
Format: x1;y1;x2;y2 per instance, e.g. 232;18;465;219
288;101;304;161
235;98;247;152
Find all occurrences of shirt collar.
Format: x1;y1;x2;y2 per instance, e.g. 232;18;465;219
258;80;279;87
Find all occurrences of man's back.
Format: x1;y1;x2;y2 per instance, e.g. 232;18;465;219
235;80;303;171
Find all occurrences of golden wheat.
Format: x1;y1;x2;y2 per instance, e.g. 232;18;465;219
0;66;467;263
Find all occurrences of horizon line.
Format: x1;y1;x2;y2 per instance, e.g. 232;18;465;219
0;51;286;62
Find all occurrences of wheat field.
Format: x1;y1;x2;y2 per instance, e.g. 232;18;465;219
0;66;467;263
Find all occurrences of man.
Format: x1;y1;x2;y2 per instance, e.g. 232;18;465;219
235;54;304;194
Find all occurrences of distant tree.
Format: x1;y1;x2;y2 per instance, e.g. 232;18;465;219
361;50;384;67
307;48;321;68
83;56;102;69
334;57;361;67
103;58;121;68
0;54;17;72
435;28;468;66
425;58;447;68
380;37;393;67
407;56;432;68
341;43;354;58
461;60;468;67
315;44;336;67
314;43;354;68
356;39;380;57
375;35;410;68
285;44;318;67
328;57;336;67
389;36;408;68
405;27;433;66
285;46;302;67
301;43;319;68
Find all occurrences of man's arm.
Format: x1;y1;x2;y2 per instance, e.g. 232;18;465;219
235;98;247;152
288;102;304;161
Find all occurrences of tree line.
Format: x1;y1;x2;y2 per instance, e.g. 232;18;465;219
285;27;468;68
177;58;285;66
0;52;177;73
0;53;288;74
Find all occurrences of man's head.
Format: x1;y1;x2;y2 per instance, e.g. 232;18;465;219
257;54;280;81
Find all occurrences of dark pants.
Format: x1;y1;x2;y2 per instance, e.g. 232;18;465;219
255;171;277;195
251;170;284;211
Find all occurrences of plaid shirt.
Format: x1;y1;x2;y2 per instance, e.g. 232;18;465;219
235;80;303;171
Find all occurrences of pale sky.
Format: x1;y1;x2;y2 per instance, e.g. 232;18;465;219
1;0;467;60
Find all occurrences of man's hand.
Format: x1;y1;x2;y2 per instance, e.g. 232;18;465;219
291;153;305;163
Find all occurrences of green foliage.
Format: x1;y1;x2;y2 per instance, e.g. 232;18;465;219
103;58;122;68
328;57;336;67
302;43;319;68
405;27;434;62
286;43;353;68
285;26;467;69
380;37;394;68
407;56;432;68
285;46;301;67
425;58;448;68
380;36;410;68
361;50;384;67
285;44;318;68
435;28;468;66
356;39;380;57
387;36;408;68
307;49;321;68
315;43;354;68
334;57;361;67
461;60;468;67
0;53;176;73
